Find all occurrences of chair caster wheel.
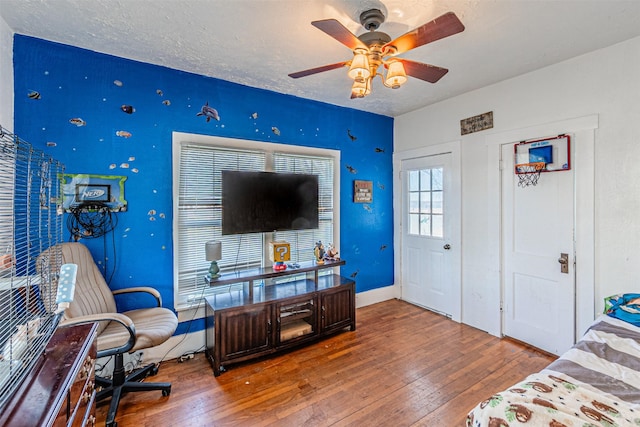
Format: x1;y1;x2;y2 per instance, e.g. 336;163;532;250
150;365;159;376
162;387;171;397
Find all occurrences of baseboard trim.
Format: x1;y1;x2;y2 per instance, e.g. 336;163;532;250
355;284;398;308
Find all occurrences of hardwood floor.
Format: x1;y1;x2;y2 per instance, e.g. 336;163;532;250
97;299;555;427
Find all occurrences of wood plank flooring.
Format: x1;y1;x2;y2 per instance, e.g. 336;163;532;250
97;299;555;427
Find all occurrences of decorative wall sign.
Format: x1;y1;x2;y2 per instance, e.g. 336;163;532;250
353;180;373;203
62;174;128;212
460;111;494;135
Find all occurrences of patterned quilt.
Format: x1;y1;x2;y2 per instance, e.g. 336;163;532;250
466;315;640;426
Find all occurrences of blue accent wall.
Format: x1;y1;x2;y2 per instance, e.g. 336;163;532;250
13;35;394;331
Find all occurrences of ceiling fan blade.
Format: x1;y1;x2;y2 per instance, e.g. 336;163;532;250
288;61;349;79
383;12;464;56
312;19;369;51
397;58;449;83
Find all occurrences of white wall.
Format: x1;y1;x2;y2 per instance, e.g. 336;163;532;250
394;35;640;336
0;15;13;131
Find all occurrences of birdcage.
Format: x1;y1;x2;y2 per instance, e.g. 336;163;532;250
0;125;65;410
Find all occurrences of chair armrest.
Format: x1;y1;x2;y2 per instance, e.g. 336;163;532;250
112;286;162;307
60;312;136;357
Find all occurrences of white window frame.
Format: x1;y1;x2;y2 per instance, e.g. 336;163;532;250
172;132;341;314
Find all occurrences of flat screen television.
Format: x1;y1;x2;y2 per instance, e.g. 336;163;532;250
222;171;319;235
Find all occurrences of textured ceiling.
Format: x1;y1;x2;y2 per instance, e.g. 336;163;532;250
2;0;640;117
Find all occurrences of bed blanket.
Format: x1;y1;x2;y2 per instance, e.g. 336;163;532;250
466;315;640;426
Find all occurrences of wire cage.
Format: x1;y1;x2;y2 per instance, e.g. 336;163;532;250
0;126;65;411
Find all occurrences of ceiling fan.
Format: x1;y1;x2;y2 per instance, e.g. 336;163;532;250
289;9;465;99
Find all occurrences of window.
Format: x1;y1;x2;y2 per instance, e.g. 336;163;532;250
272;152;334;262
407;167;444;237
173;133;339;310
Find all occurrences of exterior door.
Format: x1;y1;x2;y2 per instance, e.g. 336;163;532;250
401;153;459;317
501;143;575;355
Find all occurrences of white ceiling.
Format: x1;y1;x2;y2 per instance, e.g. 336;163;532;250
2;0;640;117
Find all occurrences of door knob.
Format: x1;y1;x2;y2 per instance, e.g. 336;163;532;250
558;253;569;274
443;244;451;250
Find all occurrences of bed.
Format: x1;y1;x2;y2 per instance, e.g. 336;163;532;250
466;311;640;426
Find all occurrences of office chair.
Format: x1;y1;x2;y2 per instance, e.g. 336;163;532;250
38;242;178;427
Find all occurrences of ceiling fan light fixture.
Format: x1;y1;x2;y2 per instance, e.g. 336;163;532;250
351;77;371;98
290;11;464;99
384;61;407;89
347;52;371;83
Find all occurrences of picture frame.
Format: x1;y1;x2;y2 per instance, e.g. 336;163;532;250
353;180;373;203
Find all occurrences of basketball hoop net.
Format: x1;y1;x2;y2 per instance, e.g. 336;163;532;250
515;162;545;187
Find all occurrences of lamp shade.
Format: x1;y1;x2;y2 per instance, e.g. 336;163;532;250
205;240;222;261
350;77;371;98
384;61;408;89
347;52;371;83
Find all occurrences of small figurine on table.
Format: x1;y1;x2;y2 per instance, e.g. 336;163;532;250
324;243;339;261
270;241;290;271
314;241;325;265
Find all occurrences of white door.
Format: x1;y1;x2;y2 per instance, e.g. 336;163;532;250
401;153;460;317
501;143;575;355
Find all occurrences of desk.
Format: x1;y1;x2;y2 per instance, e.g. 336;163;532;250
0;323;98;427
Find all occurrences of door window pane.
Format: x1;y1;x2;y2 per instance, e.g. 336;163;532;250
432;191;443;214
420;169;431;191
420;215;431;235
409;170;419;191
432;168;443;191
420;193;431;213
432;215;444;238
407;166;445;237
409;214;419;235
409;192;419;213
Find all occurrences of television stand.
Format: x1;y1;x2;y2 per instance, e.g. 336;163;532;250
204;259;355;376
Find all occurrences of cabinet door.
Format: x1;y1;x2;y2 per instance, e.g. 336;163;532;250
218;304;271;361
276;295;318;347
320;284;356;334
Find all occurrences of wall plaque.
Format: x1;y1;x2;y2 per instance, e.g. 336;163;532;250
353;180;373;203
460;111;494;135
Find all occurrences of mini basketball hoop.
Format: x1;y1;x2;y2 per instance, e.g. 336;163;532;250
515;162;546;187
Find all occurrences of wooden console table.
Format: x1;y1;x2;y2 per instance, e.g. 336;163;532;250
205;260;355;375
0;323;98;427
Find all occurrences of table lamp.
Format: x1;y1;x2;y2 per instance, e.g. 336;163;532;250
205;240;222;278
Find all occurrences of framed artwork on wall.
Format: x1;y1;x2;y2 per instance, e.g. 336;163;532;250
353;180;373;203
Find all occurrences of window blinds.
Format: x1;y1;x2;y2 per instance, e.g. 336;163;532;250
176;145;264;304
273;153;334;262
175;143;335;308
